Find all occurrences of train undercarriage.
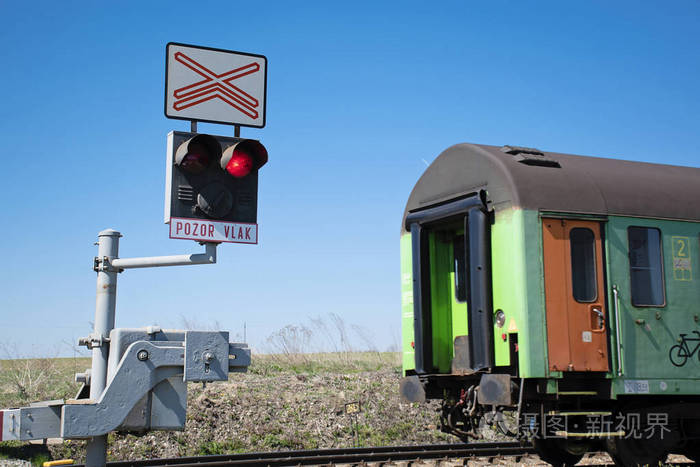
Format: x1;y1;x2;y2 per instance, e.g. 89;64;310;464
409;373;700;466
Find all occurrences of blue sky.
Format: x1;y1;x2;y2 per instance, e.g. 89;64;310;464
1;1;699;357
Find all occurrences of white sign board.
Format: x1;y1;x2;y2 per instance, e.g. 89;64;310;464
169;217;258;244
165;43;267;128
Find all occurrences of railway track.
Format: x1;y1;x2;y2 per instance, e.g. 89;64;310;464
80;441;535;466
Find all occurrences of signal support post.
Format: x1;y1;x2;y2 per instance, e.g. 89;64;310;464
0;41;270;467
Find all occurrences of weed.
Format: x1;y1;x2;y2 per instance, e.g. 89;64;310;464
259;433;296;450
196;439;245;455
0;441;52;466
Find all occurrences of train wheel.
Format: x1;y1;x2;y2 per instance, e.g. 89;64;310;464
605;437;665;466
533;438;584;466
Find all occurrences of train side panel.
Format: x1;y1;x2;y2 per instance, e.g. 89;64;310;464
491;207;546;374
519;209;550;378
606;216;700;395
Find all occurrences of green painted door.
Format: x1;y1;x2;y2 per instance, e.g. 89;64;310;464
428;229;469;373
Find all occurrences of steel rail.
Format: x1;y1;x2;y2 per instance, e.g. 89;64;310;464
77;441;535;467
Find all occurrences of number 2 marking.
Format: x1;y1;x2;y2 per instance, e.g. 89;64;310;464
677;239;687;257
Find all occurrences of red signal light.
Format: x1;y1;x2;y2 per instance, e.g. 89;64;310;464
225;149;254;178
221;139;267;178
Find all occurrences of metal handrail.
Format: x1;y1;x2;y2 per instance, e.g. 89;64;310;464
613;285;624;376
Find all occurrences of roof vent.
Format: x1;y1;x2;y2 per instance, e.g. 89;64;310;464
501;145;560;168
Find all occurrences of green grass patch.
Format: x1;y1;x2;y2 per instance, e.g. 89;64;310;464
196;439;246;455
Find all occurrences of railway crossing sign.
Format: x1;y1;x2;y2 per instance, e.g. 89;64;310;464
165;43;267;128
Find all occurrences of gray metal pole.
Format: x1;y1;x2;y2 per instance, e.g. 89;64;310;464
86;229;120;467
110;242;216;269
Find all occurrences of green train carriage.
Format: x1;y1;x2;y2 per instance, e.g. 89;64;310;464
399;143;700;466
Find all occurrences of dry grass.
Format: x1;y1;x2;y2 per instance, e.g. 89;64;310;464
0;354;89;466
251;350;401;375
0;317;427;465
0;356;88;409
1;350;451;465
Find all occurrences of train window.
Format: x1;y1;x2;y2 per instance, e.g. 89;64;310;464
628;227;666;307
453;235;467;302
570;228;597;302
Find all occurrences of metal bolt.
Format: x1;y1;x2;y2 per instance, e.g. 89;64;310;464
137;350;149;361
203;351;214;363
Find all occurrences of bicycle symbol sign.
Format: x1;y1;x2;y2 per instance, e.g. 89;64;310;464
669;331;700;366
165;43;267;128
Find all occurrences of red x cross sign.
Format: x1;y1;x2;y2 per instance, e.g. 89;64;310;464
172;52;260;119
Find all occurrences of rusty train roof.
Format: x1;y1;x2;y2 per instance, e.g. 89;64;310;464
403;143;700;231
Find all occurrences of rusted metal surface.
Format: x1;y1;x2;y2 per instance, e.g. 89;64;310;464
73;442;535;466
66;442;700;466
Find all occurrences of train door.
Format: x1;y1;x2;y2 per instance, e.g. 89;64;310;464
427;229;469;373
542;218;610;372
406;195;494;375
